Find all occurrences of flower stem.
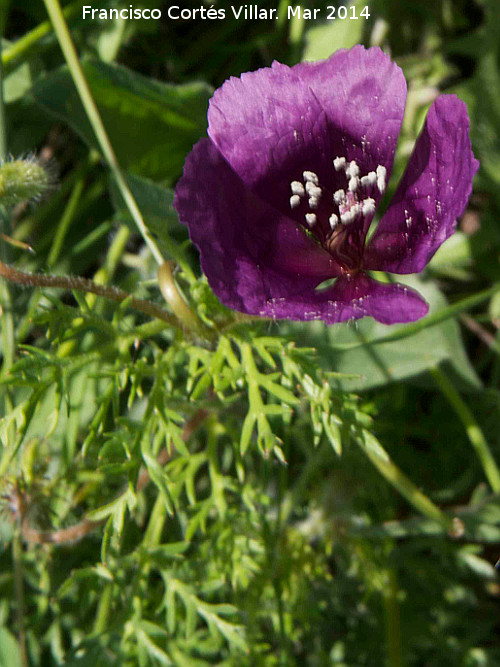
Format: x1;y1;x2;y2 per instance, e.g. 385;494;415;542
0;260;180;326
431;366;500;494
157;261;215;340
355;429;454;531
42;0;165;265
12;527;29;667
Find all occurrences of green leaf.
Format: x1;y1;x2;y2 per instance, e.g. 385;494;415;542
280;276;480;391
31;60;212;182
302;0;366;61
110;172;193;270
0;628;22;667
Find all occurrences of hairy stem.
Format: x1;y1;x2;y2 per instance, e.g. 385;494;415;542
0;260;180;326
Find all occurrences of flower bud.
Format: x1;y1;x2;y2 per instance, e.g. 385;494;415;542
0;157;52;206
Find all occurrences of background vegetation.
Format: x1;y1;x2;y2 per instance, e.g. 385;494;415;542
1;0;500;664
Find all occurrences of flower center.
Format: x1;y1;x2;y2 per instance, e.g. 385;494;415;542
288;157;387;247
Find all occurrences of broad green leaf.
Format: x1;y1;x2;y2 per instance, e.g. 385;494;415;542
279;276;480;391
31;60;212;182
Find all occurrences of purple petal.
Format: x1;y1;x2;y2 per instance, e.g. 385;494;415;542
173;139;341;316
364;95;479;274
259;273;429;325
208;46;407;233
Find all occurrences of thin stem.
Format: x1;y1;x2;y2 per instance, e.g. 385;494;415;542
384;569;402;667
355;429;454;532
0;7;7;161
42;0;165;265
329;283;500;352
431;366;500;494
1;0;84;75
0;260;180;326
12;528;29;667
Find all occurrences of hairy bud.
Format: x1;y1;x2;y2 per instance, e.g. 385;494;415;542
0;157;53;206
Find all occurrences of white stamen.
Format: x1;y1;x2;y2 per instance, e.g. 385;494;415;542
290;195;301;209
334;189;346;205
348;176;360;192
340;210;355;225
308;197;319;209
333;157;346;171
329;213;339;230
303;171;319;184
362;197;376;216
291;181;305;197
361;172;377;188
305;213;317;227
351;203;362;217
305;182;322;198
346;160;360;178
376;165;387;193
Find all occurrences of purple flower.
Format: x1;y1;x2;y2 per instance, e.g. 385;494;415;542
174;46;478;325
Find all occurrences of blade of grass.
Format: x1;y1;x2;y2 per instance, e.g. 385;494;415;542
1;0;84;75
42;0;165;266
431;366;500;493
355;428;454;532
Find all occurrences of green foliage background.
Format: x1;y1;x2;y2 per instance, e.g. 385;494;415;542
1;0;500;665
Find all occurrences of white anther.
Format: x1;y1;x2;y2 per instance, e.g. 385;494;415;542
361;171;377;188
305;213;317;227
348;176;360;192
340;210;355;225
333;189;346;205
291;181;305;197
333;157;346;171
290;195;301;209
308;197;319;209
329;213;339;230
362;197;376;216
351;203;362;217
376;165;387;193
303;171;319;184
305;182;322;198
346;160;360;178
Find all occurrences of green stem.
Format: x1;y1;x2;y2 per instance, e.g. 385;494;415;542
157;261;215;340
47;172;85;268
330;283;500;351
431;366;500;493
355;429;454;531
384;569;402;667
42;0;164;265
2;0;84;75
13;527;29;667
